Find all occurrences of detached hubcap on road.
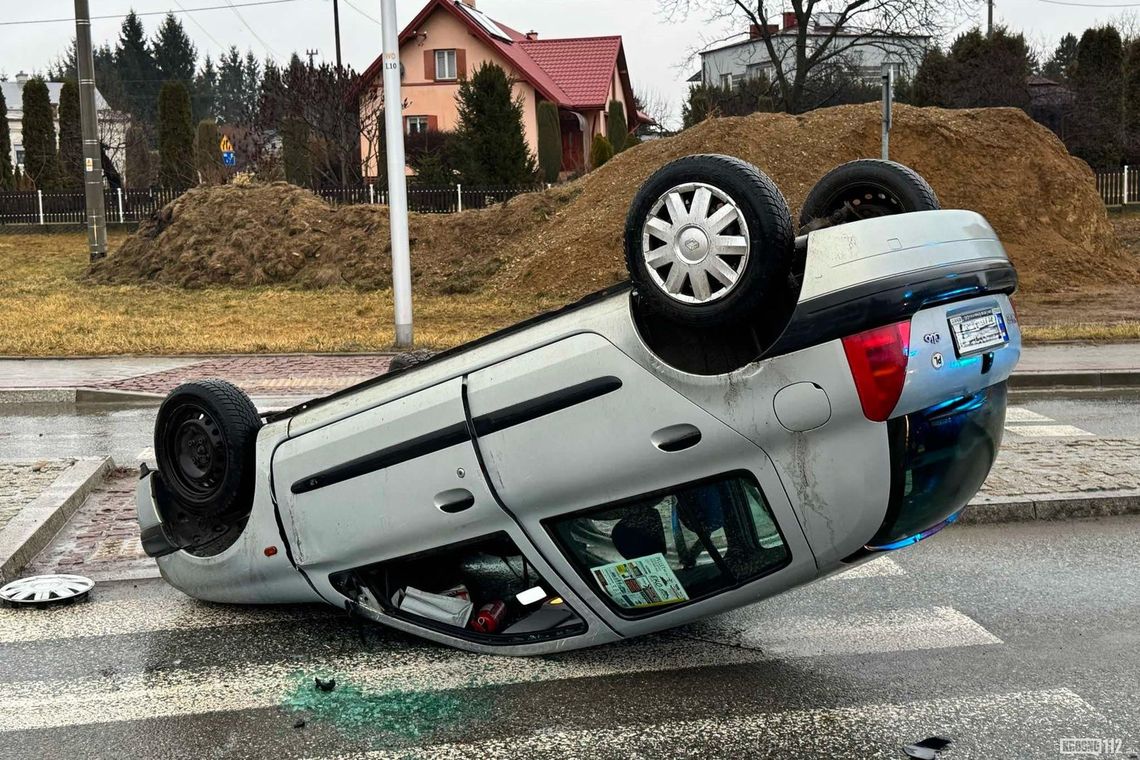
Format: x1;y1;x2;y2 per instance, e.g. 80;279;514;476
641;182;750;304
0;575;94;606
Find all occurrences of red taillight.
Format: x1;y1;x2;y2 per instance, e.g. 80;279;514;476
842;321;911;422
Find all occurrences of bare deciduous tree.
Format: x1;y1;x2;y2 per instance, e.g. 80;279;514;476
661;0;972;113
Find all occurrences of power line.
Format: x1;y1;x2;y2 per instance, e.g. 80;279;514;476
223;0;280;58
171;0;226;51
0;0;305;27
341;0;381;26
1036;0;1140;6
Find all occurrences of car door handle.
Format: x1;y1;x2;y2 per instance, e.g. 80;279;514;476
434;488;476;514
651;424;702;452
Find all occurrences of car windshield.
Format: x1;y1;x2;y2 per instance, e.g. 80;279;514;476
548;474;790;615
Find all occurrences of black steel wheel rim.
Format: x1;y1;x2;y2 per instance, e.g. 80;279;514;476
162;402;227;503
827;182;904;220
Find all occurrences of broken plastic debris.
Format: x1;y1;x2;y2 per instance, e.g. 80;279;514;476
314;677;336;692
902;747;937;760
903;737;952;759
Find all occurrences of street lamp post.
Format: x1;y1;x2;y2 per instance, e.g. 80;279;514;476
380;0;414;348
880;61;897;161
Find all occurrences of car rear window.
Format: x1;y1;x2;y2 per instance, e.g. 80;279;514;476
547;473;790;617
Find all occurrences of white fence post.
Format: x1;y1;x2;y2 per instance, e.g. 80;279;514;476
1124;165;1130;206
37;190;44;225
117;187;125;223
369;184;375;204
456;183;463;212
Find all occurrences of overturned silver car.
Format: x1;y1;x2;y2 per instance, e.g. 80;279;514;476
137;155;1020;655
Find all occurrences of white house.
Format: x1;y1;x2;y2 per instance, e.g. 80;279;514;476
695;12;930;90
2;71;130;183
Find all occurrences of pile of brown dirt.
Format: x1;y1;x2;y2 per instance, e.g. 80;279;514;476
90;103;1139;297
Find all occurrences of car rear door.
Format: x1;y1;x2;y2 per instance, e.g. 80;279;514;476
464;332;816;637
272;378;508;576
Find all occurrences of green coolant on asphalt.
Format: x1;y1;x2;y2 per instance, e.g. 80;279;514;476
285;672;483;738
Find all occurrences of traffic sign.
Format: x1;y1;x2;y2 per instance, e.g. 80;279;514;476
219;134;234;153
222;151;236;167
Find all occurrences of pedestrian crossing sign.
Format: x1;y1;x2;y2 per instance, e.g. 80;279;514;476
219;135;234;153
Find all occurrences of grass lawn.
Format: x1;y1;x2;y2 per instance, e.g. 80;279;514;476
0;231;1135;356
0;233;561;355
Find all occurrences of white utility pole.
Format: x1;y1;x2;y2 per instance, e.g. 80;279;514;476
381;0;414;347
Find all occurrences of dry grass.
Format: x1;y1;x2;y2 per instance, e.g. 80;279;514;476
0;231;1136;356
0;233;559;355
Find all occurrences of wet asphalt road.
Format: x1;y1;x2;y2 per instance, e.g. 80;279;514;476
1;392;1138;464
1;516;1137;759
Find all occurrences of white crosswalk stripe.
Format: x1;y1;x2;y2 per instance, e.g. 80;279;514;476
1005;407;1053;423
0;596;330;645
1007;424;1095;438
825;556;906;580
342;689;1114;760
0;601;1002;733
1004;407;1094;437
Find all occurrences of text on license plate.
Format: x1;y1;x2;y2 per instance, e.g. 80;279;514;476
948;306;1009;355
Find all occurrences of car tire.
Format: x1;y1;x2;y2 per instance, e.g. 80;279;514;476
624;154;794;329
799;159;939;230
154;379;261;518
387;349;438;373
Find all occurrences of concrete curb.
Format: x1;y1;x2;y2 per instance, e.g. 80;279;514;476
0;388;163;405
962;489;1140;525
0;457;115;583
1009;370;1140;390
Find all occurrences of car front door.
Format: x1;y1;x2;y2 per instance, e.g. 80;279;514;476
464;332;816;638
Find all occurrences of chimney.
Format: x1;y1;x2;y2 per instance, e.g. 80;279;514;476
525;30;539;40
15;71;29;85
782;12;798;30
750;23;777;37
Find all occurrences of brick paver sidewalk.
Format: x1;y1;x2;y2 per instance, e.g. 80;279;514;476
94;355;393;398
979;438;1140;499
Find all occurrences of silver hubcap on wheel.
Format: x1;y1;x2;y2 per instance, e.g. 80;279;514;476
0;574;94;605
641;182;750;304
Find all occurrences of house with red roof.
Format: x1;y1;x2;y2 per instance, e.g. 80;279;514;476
357;0;641;178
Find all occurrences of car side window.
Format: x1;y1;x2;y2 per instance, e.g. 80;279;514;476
547;473;790;616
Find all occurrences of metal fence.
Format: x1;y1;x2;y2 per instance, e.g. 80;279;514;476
1095;167;1140;207
0;184;543;226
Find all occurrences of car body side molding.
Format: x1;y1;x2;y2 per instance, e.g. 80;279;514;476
290;376;623;496
471;376;623;438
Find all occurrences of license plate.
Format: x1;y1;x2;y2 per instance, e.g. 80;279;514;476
948;305;1009;356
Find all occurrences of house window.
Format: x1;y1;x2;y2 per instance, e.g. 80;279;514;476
719;73;733;89
435;49;457;80
406;116;430;135
15;148;25;167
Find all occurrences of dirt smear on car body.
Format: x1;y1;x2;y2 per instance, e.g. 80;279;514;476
89;103;1139;300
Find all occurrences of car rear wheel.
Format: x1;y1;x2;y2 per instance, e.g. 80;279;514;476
154;379;261;518
799;159;939;231
624;154;795;329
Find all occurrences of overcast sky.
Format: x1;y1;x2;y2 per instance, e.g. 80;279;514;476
1;0;1134;127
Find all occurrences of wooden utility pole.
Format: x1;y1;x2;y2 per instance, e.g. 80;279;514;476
333;0;343;70
74;0;107;261
987;0;994;38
